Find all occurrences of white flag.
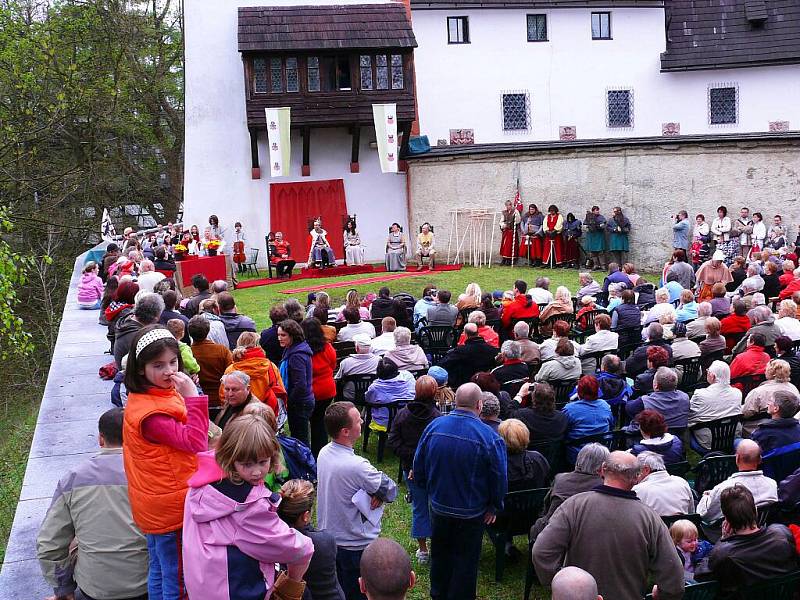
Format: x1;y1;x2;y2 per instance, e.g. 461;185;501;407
101;208;116;241
372;103;398;174
265;107;291;177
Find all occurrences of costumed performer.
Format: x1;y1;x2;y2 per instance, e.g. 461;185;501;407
415;222;435;271
499;199;520;266
542;204;564;268
607;206;631;266
583;205;607;271
518;204;544;266
269;231;296;278
307;218;335;268
385;222;407;272
343;216;366;266
695;249;733;301
563;212;583;268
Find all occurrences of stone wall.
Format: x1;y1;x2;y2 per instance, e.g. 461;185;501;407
407;137;800;270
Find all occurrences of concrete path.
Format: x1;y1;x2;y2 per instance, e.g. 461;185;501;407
0;249;113;599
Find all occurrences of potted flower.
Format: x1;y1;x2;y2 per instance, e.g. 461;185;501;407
173;244;188;261
206;239;221;256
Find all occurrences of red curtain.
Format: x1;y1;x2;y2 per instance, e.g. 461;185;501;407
269;179;348;261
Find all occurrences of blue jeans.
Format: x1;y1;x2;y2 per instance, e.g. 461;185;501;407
287;398;314;446
78;299;102;309
406;471;432;539
336;547;366;600
145;531;186;600
430;513;484;600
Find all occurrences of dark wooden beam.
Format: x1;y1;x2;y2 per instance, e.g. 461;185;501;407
398;120;412;172
302;126;311;176
249;128;260;179
350;125;360;173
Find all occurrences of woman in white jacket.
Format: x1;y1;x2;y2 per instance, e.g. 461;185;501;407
711;205;735;264
751;212;767;258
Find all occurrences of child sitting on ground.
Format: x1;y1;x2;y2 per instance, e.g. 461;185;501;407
670;519;713;581
77;261;105;309
182;413;313;600
165;318;200;378
278;479;345;600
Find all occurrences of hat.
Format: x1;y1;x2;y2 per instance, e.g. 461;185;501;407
581;296;596;306
352;333;372;347
712;250;725;261
427;365;448;385
492;290;504;300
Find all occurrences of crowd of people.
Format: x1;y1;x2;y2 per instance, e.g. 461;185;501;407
35;207;800;600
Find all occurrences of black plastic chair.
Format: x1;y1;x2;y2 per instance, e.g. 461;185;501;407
362;400;405;463
762;441;800;483
457;306;478;326
486;487;549;582
661;512;706;534
567;429;633;452
644;580;718;600
417;326;458;365
756;501;783;527
572;309;605;342
675;356;703;393
392;292;416;320
740;569;800;600
335;373;377;408
549;379;579;406
689;415;741;454
333;341;356;364
528;439;563;481
543;312;575;331
731;373;767;397
691;454;737;495
700;348;725;369
511;317;541;342
580;350;608;373
666;461;691;477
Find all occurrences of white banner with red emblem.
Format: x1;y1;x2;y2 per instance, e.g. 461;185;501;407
372;103;398;174
265;107;291;177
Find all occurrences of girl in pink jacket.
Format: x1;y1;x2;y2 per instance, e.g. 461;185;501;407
182;413;313;600
77;261;105;309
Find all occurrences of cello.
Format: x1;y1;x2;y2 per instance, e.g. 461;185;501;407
233;240;246;264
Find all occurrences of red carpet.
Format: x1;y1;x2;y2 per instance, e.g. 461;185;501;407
235;263;462;291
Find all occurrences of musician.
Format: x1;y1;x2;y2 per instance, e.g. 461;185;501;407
343;216;366;266
518;204;544;266
499;200;520;266
307;218;335;268
583;206;607;271
542;204;564;268
233;222;247;274
415;222;436;271
563;212;583;268
269;231;296;278
607;206;631;266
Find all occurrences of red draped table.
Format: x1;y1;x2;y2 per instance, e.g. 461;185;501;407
174;255;231;297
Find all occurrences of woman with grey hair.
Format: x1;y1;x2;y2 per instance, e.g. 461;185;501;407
530;443;609;540
384;326;429;370
491;340;529;385
480;392;502;432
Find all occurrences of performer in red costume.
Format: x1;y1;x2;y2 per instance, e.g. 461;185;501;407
542;204;564;268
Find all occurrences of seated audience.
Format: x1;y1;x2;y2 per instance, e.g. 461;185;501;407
370;287;394;320
335;334;380;401
775;299;800;340
388;298;414;331
670;322;701;363
512;381;569;442
699;317;727;358
220;331;286;416
627;366;689;430
688;361;743;453
630;409;685;465
727;257;748;293
623;263;642;286
114;292;164;368
644;287;677;325
426;289;458;327
217;291;257;349
666;249;695;290
77;261;105;309
158;289;189;340
736;264;765;296
491;341;529;384
359;538;416;600
741;358;799;432
632;345;671;398
730;331;771;382
720;298;752;351
438;323;497;388
670;520;713;581
779;259;796;288
427;366;455;414
675;289;698;323
610;289;641;330
214;370;262;429
338;306;377;341
632;451;694;516
687;301;714;338
479;393;502;433
708;283;731;317
260;304;290;364
388;376;441;564
539;285;574;325
413;285;436;329
198;297;230;347
596;354;633;406
152;246;176;274
751;390;800;453
36;408;148;600
371;316;397;355
306;291;336;322
301;317;338;457
578;313;618;375
634;279;657;308
165;319;199;377
776;335;800;385
472;372;515;418
551;567;601;600
732;306;778;355
574;295;602;332
136;259;165;293
457;310;499;348
335;290;371;322
455;282;482;324
535;338;582;384
384;326;429;371
313;305;338;344
277;479;346;600
576;272;602;302
762;260;782;299
479;292;501;322
779;266;800;300
696;440;779;523
501;279;540;330
498;418;550;491
365;358;416;431
602;262;633;292
697;485;798;597
539;320;580;361
605;282;626;313
625;323;673;378
530;276;554;304
511;321;541;366
189;315;233;407
562;375;614;462
530;443;609;541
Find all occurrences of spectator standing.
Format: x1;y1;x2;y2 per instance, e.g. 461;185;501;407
217;291;257;349
260;304;290;364
278;319;316;447
317;402;398;600
388;376;441;564
302;317;338;457
358;539;416;600
37;408;148;600
533;451;684;600
188;316;233;407
413;383;507;600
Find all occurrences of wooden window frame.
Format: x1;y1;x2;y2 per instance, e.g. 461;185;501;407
591;12;612;40
447;16;470;44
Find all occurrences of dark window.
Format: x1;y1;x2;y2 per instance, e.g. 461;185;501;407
253;58;267;93
502;93;529;131
527;14;548;42
607;89;632;127
447;16;469;44
285;57;298;92
336;56;351;90
709;86;737;124
307;56;320;92
391;55;404;90
376;55;389;90
592;12;611;39
360;55;373;90
270;58;283;93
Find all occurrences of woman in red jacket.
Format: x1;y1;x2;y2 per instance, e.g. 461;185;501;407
301;317;338;457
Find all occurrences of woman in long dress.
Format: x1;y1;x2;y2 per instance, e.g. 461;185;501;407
385;222;407;272
541;204;564;268
563;212;583;268
343;216;365;265
607;206;631;266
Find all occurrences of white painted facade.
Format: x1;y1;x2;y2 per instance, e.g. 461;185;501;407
183;0;409;265
411;7;800;143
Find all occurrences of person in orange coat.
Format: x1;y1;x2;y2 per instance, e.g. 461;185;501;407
501;279;540;332
122;325;209;598
219;332;286;417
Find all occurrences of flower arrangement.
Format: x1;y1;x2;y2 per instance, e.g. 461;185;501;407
174;244;188;253
206;240;221;250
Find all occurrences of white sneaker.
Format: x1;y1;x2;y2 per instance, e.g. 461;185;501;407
415;549;429;564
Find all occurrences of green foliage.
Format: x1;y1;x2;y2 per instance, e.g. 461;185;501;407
0;208;34;360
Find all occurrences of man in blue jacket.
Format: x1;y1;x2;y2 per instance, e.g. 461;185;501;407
413;383;507;600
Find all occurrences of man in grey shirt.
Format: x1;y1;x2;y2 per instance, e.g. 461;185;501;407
317;401;398;600
426;290;458;327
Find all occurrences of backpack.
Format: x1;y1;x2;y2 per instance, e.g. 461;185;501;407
278;435;317;483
